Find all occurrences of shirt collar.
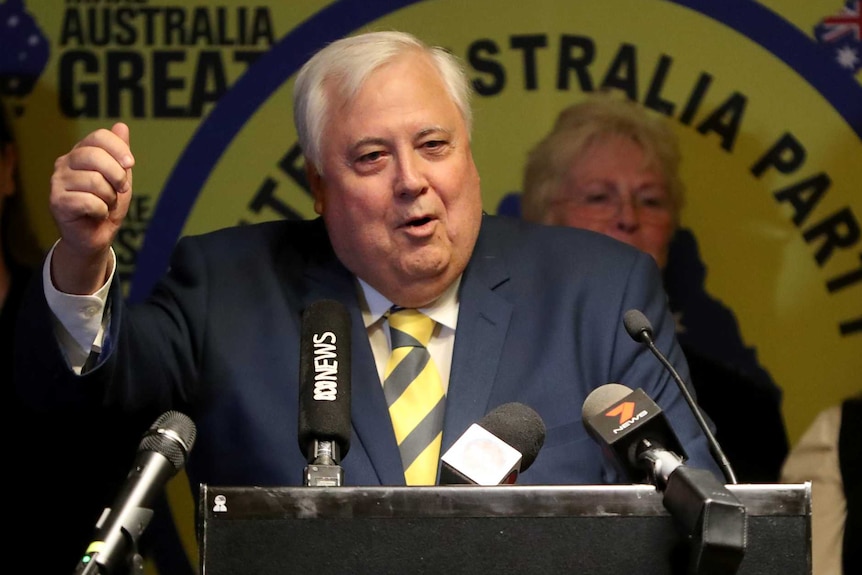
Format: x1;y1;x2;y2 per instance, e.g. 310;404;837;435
357;276;461;331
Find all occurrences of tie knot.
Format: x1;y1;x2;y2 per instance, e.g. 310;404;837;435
388;308;435;348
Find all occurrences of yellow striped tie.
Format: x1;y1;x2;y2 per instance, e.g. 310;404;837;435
384;308;446;485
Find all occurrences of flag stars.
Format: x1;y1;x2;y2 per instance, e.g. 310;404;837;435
835;45;861;69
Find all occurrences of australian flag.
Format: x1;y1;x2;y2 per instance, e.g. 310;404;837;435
814;0;862;73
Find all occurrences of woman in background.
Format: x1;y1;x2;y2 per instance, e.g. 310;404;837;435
521;92;789;483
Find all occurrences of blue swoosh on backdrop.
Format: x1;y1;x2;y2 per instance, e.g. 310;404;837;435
129;0;862;303
671;0;862;133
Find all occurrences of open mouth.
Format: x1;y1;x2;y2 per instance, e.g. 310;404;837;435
406;216;432;227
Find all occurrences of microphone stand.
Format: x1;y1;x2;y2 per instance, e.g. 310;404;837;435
304;440;344;487
638;440;747;575
74;508;151;575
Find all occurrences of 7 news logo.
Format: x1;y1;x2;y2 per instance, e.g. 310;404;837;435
606;400;650;434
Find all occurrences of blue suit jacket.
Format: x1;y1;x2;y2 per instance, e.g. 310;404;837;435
16;215;722;493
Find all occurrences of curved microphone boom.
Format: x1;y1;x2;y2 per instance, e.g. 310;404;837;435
623;309;737;485
298;299;352;486
439;402;546;485
74;411;197;575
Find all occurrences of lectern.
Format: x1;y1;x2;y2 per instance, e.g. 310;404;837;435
199;483;810;574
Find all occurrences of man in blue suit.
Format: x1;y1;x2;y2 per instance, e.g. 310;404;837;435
14;31;721;500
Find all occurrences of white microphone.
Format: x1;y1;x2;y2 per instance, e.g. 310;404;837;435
439;403;546;485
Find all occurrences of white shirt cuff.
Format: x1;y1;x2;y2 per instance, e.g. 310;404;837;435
43;241;116;366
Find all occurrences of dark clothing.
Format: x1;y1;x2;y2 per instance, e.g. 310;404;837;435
5;261;153;572
683;345;789;483
840;395;861;575
1;262;31;378
14;216;724;501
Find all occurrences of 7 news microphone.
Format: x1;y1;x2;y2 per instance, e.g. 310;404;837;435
582;382;687;487
439;402;546;485
298;299;352;487
623;309;738;485
582;383;747;573
74;411;197;575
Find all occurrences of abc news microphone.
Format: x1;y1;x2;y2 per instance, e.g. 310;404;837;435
298;299;352;487
74;411;197;575
439;402;546;485
583;381;747;574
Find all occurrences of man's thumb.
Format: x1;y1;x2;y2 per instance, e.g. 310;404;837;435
112;121;130;146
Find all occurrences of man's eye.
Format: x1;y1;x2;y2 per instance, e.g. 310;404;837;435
358;150;384;163
422;140;447;151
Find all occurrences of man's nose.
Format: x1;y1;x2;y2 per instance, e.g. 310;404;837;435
394;152;427;197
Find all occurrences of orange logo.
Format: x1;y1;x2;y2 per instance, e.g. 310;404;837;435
606;402;635;424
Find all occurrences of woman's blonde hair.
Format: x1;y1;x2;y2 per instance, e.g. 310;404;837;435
521;92;684;225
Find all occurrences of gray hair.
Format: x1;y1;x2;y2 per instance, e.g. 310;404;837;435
521;93;685;225
293;30;473;173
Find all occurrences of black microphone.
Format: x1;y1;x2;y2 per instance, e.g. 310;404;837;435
582;384;747;574
439;402;546;485
582;383;687;486
74;411;197;575
298;299;352;486
623;309;737;484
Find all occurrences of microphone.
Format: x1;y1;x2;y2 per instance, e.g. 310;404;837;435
582;383;687;486
623;309;737;484
439;402;546;485
298;299;352;486
74;411;197;575
582;383;747;574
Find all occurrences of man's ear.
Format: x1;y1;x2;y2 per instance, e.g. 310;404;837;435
305;162;325;215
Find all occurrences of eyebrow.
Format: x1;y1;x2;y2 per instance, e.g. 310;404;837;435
350;136;389;151
348;126;454;152
416;125;452;139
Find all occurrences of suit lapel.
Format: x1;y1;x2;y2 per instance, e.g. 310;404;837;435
443;223;513;452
